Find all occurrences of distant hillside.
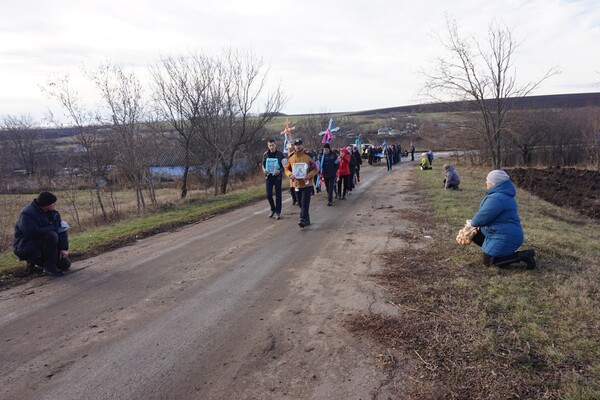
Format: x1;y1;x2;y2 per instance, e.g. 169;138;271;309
346;92;600;116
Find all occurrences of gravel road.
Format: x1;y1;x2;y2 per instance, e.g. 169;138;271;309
0;161;417;400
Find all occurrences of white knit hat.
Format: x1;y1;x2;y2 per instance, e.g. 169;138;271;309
486;170;510;186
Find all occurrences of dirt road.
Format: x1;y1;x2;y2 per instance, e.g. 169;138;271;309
0;162;417;399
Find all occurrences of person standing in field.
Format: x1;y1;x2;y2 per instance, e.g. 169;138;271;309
285;139;318;227
410;143;415;161
262;138;285;219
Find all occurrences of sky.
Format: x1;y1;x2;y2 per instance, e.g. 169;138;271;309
1;0;599;123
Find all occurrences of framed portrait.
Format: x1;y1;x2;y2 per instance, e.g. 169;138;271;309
265;158;279;175
292;162;308;179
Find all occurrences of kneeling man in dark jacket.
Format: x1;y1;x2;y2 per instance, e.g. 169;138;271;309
13;191;71;277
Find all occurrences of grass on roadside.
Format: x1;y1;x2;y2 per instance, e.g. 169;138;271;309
346;163;600;399
0;185;265;278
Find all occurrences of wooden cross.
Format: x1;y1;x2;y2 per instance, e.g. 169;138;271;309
280;118;295;142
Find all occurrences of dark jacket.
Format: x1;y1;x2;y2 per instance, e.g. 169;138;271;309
352;150;362;169
262;150;285;179
320;151;340;178
13;200;68;260
349;152;357;174
470;180;524;257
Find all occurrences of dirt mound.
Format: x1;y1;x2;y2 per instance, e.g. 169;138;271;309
509;167;600;220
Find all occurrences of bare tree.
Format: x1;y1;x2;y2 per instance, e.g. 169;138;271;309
149;54;212;198
423;17;558;169
0;114;42;176
195;49;286;195
44;74;115;220
89;62;155;212
504;110;551;166
579;107;600;170
295;112;333;151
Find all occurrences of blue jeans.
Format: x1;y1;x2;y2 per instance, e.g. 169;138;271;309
265;175;282;214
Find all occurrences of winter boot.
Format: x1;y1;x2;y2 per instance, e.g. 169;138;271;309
43;266;64;277
491;253;520;269
518;249;536;270
27;260;37;274
58;257;72;271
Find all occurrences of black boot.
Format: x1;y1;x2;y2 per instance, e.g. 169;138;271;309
43;266;64;277
518;250;536;269
491;253;520;269
58;257;72;271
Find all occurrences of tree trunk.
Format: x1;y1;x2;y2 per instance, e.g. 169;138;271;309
181;165;189;199
95;185;107;221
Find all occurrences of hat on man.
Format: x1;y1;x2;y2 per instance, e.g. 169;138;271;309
323;143;331;149
294;138;303;145
486;169;510;186
37;191;57;207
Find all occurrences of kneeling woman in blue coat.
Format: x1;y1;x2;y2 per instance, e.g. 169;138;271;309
470;170;536;269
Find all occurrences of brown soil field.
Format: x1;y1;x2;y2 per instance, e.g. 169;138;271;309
509;166;600;220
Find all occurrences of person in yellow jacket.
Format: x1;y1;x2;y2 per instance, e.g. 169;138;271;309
420;152;432;170
285;138;318;227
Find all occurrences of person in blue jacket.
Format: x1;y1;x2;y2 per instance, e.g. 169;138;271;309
13;191;71;276
470;170;536;269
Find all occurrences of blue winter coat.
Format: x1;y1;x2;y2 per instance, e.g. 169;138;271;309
13;200;68;260
470;180;523;257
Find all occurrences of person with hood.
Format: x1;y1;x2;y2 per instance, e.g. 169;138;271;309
13;191;71;277
336;147;351;200
320;143;340;206
443;164;461;189
285;139;318;227
420;153;432;170
470;170;536;269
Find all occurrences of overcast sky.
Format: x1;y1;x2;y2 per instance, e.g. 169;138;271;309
1;0;599;123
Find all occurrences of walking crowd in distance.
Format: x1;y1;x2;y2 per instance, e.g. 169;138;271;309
262;138;537;270
10;140;536;278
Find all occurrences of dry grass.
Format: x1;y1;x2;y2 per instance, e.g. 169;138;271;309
345;164;600;399
0;172;269;254
0;182;266;287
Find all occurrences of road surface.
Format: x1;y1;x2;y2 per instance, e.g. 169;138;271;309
0;161;417;399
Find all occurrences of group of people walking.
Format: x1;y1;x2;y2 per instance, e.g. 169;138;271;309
262;138;363;228
262;139;536;270
10;142;535;278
